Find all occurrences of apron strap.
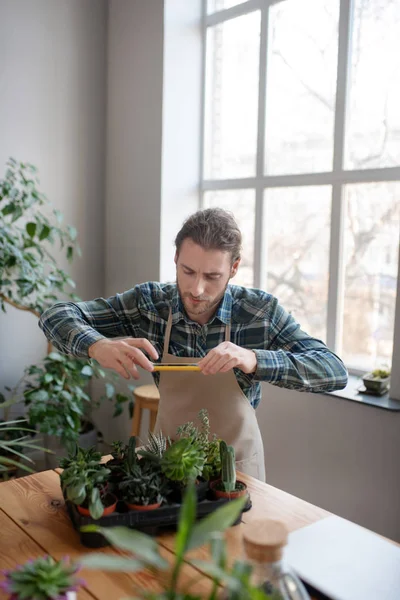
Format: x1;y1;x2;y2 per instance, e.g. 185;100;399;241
225;322;231;342
163;309;173;356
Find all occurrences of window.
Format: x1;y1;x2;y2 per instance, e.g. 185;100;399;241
201;0;400;375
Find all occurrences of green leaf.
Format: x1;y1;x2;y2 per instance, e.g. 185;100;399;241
26;222;36;238
187;495;247;552
2;202;15;215
66;414;77;429
67;246;74;261
81;365;93;377
105;383;115;398
39;224;51;240
84;526;168;569
175;481;196;559
79;554;145;572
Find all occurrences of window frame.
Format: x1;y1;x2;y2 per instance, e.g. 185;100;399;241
199;0;400;385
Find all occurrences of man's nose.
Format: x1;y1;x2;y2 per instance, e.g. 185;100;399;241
190;277;205;297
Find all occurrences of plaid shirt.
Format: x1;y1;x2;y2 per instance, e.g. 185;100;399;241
39;282;348;408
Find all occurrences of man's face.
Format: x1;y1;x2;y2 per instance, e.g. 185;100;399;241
175;238;240;324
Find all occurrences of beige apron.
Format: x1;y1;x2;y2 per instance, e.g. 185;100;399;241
154;310;266;481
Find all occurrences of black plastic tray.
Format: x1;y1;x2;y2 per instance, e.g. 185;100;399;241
65;491;252;548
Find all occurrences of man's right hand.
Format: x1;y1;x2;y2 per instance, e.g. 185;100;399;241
88;338;158;380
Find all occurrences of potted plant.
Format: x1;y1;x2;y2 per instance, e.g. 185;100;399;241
0;418;48;481
362;367;391;395
119;459;169;511
80;483;273;599
0;555;83;600
176;408;221;481
211;441;248;500
104;436;137;492
160;437;207;501
0;158;134;470
60;447;116;519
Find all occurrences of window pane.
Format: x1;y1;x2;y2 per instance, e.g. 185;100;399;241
204;13;260;179
207;0;246;14
203;190;255;287
265;0;339;175
341;182;400;371
263;186;332;341
345;0;400;170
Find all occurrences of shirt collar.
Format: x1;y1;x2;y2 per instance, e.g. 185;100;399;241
171;284;232;326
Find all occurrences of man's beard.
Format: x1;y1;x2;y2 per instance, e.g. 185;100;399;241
177;279;228;318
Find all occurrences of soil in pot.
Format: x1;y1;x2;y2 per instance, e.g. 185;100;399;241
77;492;118;517
210;479;248;500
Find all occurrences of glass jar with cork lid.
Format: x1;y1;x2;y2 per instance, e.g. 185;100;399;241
242;518;310;599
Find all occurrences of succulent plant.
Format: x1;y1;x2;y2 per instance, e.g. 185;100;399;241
161;438;205;485
1;555;83;600
220;440;236;493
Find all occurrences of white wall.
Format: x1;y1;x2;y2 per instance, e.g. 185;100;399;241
0;0;107;404
257;383;400;542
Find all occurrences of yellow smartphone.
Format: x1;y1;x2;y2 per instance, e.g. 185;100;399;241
152;363;201;372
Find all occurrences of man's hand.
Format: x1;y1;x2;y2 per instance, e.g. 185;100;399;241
197;342;257;376
88;338;158;380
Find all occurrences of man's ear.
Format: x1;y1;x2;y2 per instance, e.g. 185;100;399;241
230;258;241;279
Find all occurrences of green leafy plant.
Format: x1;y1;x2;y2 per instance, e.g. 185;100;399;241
0;555;83;600
23;351;134;449
80;482;275;599
60;445;111;519
176;409;221;480
0;158;80;316
160;437;206;486
0;418;49;478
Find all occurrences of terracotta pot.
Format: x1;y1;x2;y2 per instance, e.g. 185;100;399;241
77;493;117;517
126;501;162;511
210;479;248;500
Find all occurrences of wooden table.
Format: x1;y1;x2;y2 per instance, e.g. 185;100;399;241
0;468;332;599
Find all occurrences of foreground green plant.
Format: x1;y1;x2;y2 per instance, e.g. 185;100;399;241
1;555;83;600
80;482;275;599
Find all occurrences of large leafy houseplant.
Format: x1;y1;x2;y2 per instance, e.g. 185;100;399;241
0;158;134;464
80;482;277;599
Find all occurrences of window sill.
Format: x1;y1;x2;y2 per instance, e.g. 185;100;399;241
324;374;400;412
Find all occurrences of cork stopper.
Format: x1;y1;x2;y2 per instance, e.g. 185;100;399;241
243;519;288;563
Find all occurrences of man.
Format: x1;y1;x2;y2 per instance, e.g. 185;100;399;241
39;208;348;481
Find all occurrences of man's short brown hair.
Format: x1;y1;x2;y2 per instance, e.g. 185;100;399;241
175;208;242;264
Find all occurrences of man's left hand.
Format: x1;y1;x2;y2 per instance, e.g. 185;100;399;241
197;342;257;375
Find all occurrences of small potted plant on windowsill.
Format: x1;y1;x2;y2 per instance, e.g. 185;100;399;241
210;441;248;500
0;555;83;600
362;367;391;395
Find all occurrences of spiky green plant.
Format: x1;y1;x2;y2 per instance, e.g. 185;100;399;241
220;441;236;493
161;438;205;485
1;555;83;600
142;430;169;458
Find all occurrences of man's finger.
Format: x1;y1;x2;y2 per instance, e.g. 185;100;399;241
124;348;154;372
113;361;130;379
203;354;229;375
124;338;159;360
118;358;140;380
